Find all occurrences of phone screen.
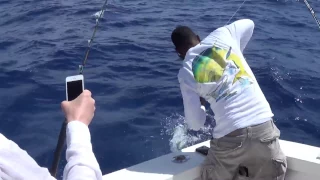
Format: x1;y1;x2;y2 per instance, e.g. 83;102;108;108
67;80;83;101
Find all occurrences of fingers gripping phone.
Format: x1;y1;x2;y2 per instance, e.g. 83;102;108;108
66;75;84;101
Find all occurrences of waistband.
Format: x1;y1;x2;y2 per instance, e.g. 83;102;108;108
226;119;274;137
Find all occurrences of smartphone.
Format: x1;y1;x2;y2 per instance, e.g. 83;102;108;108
66;75;84;101
195;145;209;156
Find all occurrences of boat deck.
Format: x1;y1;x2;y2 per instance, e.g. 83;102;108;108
103;140;320;180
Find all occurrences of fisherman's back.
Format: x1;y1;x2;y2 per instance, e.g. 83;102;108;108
173;19;287;180
178;19;273;138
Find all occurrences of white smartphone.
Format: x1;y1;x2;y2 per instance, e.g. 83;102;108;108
66;75;84;101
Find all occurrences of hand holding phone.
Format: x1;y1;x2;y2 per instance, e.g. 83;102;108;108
61;90;95;126
62;75;95;126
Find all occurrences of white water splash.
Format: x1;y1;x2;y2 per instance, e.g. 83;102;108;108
161;113;215;152
271;67;284;82
295;97;303;103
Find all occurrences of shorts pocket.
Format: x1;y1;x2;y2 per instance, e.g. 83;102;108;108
200;165;215;180
259;122;280;144
211;137;243;153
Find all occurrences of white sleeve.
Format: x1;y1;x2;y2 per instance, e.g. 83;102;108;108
0;134;55;180
180;83;206;131
63;121;102;180
225;19;255;52
178;68;206;131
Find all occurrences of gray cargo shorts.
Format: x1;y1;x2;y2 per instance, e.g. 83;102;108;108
201;120;287;180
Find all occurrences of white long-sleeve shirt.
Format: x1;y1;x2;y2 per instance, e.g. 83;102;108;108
178;19;274;138
0;121;102;180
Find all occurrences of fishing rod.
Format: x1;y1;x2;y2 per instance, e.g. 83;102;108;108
303;0;320;30
49;0;108;177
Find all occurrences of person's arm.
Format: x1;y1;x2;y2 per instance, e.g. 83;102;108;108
63;121;102;180
180;82;206;131
61;90;102;180
225;19;255;52
0;134;56;180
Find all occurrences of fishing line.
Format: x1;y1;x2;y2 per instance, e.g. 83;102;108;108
225;0;248;25
303;0;320;30
80;0;108;74
50;0;108;177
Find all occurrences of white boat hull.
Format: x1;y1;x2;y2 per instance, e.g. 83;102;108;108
103;140;320;180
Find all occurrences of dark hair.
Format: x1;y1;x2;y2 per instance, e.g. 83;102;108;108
171;26;198;49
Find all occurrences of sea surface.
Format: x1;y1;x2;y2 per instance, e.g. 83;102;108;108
0;0;320;178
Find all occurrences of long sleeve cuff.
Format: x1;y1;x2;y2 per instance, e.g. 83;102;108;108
66;121;91;147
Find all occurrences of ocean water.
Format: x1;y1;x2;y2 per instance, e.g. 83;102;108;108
0;0;320;178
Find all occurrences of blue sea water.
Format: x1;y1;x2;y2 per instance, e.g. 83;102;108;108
0;0;320;178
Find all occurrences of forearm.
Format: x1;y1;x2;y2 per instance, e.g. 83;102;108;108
63;121;102;180
226;19;255;52
184;105;206;131
178;69;206;130
181;85;206;131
